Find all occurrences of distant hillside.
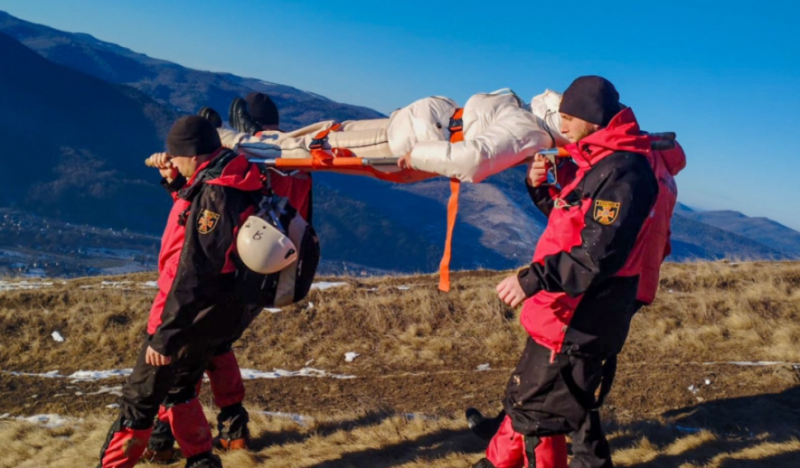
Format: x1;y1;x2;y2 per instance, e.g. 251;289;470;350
0;10;384;130
668;214;791;261
0;31;177;232
0;10;798;274
681;210;800;258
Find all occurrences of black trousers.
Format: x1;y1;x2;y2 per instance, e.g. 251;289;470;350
121;336;222;427
504;338;613;468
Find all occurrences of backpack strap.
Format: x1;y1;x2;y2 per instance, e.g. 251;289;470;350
438;108;464;292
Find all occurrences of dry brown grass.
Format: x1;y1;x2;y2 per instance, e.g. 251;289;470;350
1;261;800;466
1;410;798;468
4;262;799;375
626;261;800;364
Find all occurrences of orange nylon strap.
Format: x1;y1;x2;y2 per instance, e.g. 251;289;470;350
438;108;464;292
309;123;343;163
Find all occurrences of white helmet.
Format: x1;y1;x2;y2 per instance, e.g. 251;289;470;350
237;215;298;274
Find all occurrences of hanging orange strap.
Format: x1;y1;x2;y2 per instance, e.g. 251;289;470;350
438;108;464;292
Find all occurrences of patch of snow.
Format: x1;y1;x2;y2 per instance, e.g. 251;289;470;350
17;414;80;428
396;285;411;291
0;413;9;419
344;352;360;363
2;370;62;379
310;281;349;291
239;367;355;380
2;369;132;381
87;386;123;397
260;411;311;426
80;281;158;291
0;280;54;291
264;308;281;314
51;331;65;343
687;385;700;394
307;302;314;309
476;363;491;372
67;369;132;382
703;361;797;367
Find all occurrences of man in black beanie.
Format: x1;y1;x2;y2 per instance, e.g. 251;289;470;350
96;116;264;468
477;76;660;468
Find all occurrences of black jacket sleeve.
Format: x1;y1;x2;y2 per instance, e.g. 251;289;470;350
161;175;187;193
527;183;557;218
526;159;579;218
150;185;242;355
518;152;658;298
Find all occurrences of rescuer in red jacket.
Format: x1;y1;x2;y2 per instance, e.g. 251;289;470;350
97;116;263;468
480;76;663;468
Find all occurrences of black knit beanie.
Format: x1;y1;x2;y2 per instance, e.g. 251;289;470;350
167;116;221;156
559;76;621;127
245;92;280;127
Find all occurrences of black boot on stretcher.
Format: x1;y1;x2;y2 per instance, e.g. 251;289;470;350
228;97;262;135
198;107;223;129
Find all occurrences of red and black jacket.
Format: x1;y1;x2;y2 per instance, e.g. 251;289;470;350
147;149;263;356
517;108;659;357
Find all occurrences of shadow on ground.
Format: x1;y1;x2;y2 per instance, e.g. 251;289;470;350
608;385;800;467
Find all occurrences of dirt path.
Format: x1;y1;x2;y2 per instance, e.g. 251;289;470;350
3;362;797;432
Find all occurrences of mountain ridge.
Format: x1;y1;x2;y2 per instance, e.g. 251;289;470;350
0;10;797;274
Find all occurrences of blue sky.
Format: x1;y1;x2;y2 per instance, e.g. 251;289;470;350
1;0;799;229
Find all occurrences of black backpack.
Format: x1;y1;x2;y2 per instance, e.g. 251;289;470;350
234;189;320;308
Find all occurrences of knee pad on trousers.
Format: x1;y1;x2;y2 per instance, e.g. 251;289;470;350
164;399;213;459
207;350;245;409
98;417;153;468
486;416;568;468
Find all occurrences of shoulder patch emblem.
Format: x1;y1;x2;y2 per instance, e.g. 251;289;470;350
594;200;621;225
198;209;221;234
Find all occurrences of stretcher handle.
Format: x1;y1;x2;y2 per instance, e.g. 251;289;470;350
247;157;401;167
145;154;401;168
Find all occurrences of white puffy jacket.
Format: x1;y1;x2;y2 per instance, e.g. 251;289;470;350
400;90;553;183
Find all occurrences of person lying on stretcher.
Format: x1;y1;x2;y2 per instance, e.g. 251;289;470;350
214;89;567;183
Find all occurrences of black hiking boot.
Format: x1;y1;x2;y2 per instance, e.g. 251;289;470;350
197;106;223;128
466;408;506;441
185;452;222;468
228;97;262;135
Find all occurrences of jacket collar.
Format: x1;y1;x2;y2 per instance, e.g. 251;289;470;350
565;108;651;169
